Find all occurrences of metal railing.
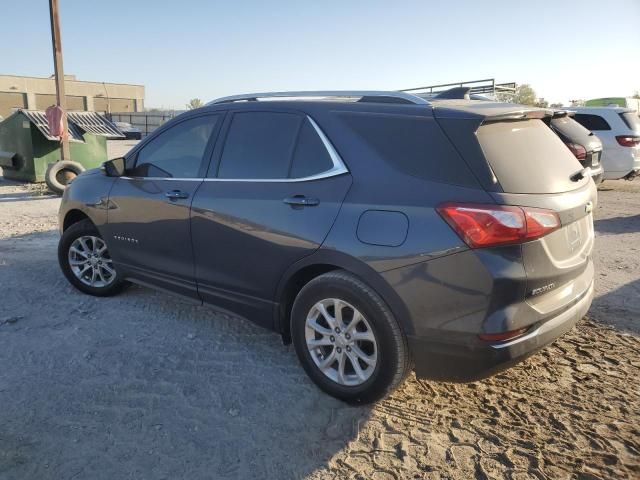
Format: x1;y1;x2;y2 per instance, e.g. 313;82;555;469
400;78;516;97
107;111;182;137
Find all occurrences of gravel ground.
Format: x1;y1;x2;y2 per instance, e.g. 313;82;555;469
0;174;638;480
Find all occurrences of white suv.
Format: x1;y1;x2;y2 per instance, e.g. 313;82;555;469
570;107;640;180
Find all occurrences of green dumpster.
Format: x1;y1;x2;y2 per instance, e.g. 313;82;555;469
0;109;124;183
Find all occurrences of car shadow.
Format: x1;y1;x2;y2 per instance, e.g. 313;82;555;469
590;278;640;335
0;229;374;480
594;214;640;234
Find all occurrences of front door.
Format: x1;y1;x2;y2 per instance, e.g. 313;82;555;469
190;111;352;325
104;113;223;299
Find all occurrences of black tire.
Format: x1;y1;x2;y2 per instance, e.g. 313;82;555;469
45;161;85;195
291;271;410;404
58;219;128;297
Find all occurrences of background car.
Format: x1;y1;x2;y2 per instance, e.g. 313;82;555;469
546;111;604;183
570;106;640;180
112;121;142;140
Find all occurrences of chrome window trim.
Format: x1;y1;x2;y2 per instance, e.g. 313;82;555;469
121;115;348;183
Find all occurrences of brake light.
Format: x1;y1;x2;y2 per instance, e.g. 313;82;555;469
615;135;640;147
566;142;587;160
436;203;561;248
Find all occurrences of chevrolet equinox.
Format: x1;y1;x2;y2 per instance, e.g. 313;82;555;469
58;90;596;403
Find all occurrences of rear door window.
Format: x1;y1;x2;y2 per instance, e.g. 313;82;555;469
477;119;588;194
573;114;611;131
289;120;334;178
217;112;302;179
215;112;338;180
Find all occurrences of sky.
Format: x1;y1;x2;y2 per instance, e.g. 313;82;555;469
2;0;639;109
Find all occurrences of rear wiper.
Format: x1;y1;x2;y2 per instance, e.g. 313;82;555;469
570;167;591;182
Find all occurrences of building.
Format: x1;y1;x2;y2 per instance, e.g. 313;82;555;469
0;74;145;118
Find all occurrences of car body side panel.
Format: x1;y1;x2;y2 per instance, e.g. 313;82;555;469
58;169;115;234
101;177;203;299
190;175;353;329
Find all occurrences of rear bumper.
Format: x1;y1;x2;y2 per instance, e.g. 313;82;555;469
589;165;604;184
409;280;593;382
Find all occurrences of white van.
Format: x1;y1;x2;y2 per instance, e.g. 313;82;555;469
570;107;640;180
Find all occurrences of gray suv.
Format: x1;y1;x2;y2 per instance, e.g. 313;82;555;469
58;91;596;403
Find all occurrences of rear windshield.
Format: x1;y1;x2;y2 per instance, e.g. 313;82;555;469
551;116;593;141
477;119;588;194
619;112;640;131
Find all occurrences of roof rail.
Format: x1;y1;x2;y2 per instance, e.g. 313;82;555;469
207;90;430;106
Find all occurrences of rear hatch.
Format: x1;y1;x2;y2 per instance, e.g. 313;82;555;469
434;102;596;316
549;113;603;169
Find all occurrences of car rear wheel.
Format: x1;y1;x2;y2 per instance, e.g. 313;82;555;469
58;219;128;296
291;271;410;404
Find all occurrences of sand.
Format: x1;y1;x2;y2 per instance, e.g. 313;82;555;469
0;175;638;479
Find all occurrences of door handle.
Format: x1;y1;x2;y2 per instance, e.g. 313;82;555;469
283;195;320;207
165;190;190;200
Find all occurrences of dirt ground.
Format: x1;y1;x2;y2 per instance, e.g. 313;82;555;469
0;169;638;479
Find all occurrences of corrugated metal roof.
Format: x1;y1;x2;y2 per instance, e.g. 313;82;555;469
18;110;125;142
68;111;125;138
19;110;85;142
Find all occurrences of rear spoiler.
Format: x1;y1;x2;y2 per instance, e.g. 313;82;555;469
432;101;553;122
552;110;576;119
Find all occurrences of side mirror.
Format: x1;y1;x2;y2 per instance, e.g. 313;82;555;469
102;157;126;177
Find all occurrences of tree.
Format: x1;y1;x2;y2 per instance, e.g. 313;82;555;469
512;84;537;105
496;84;539;106
186;98;203;110
570;99;585;107
550;102;564;108
633;91;640;99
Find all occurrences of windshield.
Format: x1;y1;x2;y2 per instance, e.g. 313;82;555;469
477;119;588;194
619;112;640;132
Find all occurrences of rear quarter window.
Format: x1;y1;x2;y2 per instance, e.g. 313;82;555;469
338;112;478;187
619;112;640;131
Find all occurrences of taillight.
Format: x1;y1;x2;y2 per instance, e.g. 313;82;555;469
566;142;587;160
436;203;561;248
616;135;640;147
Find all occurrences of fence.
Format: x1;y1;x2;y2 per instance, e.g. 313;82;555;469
107;111;185;137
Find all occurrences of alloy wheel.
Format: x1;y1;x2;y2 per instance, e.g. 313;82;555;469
305;298;378;386
68;236;115;288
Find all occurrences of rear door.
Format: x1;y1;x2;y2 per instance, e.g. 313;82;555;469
476;119;596;313
104;113;223;298
190;111;352;326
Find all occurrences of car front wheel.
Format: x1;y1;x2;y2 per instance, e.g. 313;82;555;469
58;219;127;296
291;271;410;404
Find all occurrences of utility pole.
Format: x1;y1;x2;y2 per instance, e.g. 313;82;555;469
49;0;70;160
